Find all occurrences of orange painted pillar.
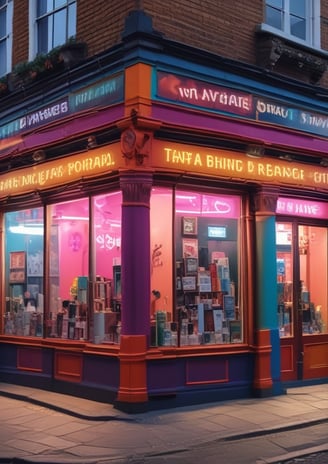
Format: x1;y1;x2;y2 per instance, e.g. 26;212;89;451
116;335;148;410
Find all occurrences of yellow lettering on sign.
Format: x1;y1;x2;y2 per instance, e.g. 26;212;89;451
0;145;118;199
156;141;327;190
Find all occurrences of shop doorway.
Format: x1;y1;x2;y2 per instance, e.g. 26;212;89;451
276;222;328;381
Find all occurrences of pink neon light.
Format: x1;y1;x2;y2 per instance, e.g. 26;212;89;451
176;191;240;218
276;197;328;219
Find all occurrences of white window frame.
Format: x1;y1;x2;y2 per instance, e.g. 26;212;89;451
0;0;13;77
29;0;76;60
261;0;321;50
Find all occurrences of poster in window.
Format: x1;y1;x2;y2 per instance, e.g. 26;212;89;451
9;251;26;283
182;238;198;259
182;217;197;236
182;275;197;291
184;257;198;275
223;295;235;320
9;251;26;270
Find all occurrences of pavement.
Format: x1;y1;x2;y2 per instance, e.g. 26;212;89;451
0;382;328;464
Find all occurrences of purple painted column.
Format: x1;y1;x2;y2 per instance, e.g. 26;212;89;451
119;171;153;338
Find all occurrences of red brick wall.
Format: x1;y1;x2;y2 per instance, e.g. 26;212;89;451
12;0;29;64
10;1;328;88
144;0;264;64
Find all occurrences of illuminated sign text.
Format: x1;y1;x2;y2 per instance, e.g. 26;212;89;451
0;144;120;198
153;141;328;190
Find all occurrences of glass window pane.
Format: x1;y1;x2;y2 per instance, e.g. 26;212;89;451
0;1;7;9
46;198;89;340
0;9;6;37
0;40;6;75
93;191;122;344
290;0;306;17
276;222;293;337
4;208;44;337
265;6;283;30
37;17;51;54
299;226;328;335
67;2;76;39
37;0;54;16
173;190;241;347
291;16;306;40
150;187;173;346
55;0;67;8
53;9;66;46
267;0;283;8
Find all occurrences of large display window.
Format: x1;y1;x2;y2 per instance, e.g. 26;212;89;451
175;190;242;346
150;188;243;347
46;197;89;340
3;192;122;343
276;221;328;337
4;207;44;336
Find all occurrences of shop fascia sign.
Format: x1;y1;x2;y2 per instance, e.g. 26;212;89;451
156;71;328;139
0;73;124;141
277;197;328;219
0;143;121;199
153;140;328;190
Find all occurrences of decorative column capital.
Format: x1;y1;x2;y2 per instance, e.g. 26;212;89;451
252;187;279;215
119;171;153;207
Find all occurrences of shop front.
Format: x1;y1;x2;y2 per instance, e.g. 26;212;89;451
276;199;328;382
1;35;328;411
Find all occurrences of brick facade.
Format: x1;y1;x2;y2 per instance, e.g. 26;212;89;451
9;2;328;89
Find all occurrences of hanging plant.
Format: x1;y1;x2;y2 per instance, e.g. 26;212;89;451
4;38;87;93
59;36;88;68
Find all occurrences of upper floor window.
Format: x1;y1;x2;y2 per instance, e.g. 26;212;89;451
0;0;13;77
33;0;76;55
264;0;320;48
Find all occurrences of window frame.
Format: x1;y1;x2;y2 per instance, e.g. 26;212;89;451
262;0;321;50
0;0;13;77
29;0;77;60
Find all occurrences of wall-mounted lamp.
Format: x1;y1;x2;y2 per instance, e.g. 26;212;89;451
32;149;46;162
246;144;264;158
279;154;293;162
87;135;98;149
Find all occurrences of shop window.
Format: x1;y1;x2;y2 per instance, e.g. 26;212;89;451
276;222;328;337
150;187;173;346
263;0;320;48
4;207;44;336
276;222;293;337
46;198;89;340
299;225;328;335
33;0;77;55
0;0;12;77
3;193;122;343
92;191;122;344
151;189;242;347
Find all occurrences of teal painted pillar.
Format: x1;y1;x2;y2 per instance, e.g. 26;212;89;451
253;187;283;396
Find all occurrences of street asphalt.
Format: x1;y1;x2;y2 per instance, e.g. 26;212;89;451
0;382;327;463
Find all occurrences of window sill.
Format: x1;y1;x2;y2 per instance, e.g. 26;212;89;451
255;25;328;84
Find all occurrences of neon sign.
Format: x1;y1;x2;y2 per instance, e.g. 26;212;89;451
276;197;328;219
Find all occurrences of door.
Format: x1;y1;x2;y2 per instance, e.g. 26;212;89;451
277;222;328;381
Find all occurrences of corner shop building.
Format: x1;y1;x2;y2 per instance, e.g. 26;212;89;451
1;14;328;411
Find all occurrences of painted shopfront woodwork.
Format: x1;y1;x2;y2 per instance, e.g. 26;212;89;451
1;52;328;411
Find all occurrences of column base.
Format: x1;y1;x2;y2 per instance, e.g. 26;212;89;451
116;334;148;405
